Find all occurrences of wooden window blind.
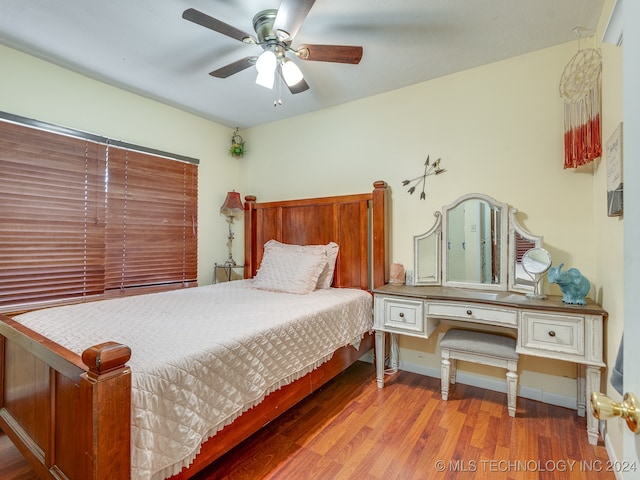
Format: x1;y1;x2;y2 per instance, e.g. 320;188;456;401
515;233;536;262
105;146;198;291
0;121;107;307
0;118;198;311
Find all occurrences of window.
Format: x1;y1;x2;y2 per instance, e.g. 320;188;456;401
105;146;198;291
0;117;198;311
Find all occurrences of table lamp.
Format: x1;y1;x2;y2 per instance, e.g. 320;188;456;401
220;191;244;266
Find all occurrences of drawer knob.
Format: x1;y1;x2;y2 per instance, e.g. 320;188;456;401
399;312;405;318
466;309;472;315
548;331;556;337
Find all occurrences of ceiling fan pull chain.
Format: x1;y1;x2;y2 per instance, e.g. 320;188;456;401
274;76;283;107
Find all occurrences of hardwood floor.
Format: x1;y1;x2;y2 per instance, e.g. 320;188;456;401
0;430;40;480
1;361;613;480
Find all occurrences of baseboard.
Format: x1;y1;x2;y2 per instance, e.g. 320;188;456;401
360;353;577;410
360;351;374;363
406;360;578;409
601;422;623;480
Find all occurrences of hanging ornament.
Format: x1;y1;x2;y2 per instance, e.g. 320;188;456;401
229;127;245;158
559;30;602;169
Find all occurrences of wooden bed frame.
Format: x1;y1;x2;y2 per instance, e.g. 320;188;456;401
0;181;388;480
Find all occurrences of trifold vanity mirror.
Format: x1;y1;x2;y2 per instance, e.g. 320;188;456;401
413;193;543;293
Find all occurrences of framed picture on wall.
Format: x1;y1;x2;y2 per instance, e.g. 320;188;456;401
606;123;623;217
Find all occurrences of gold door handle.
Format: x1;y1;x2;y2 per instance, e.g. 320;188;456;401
590;392;640;434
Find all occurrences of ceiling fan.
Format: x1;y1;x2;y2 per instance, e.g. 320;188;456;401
182;0;363;95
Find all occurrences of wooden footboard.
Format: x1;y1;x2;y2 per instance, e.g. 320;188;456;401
0;314;373;480
0;315;131;480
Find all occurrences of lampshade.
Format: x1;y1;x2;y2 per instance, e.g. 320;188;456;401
220;191;244;219
281;58;304;86
256;70;275;89
256;50;277;72
255;50;277;89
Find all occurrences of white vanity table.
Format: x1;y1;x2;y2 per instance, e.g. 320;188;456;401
375;193;608;445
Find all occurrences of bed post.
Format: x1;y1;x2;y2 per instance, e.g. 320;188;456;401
372;180;389;289
0;317;133;480
80;342;132;480
244;195;257;279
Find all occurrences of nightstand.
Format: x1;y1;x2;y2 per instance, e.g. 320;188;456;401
214;263;245;283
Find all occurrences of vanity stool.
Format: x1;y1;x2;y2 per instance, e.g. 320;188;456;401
440;328;519;417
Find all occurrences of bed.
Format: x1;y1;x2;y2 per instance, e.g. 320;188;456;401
0;181;388;480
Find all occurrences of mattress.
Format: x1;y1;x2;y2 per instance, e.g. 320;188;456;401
13;280;373;480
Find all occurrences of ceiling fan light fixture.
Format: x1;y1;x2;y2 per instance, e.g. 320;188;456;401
256;70;275;89
281;58;304;86
256;49;277;72
255;50;277;89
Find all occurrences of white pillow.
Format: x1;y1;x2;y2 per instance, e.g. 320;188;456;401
317;242;339;289
253;246;327;294
263;240;339;289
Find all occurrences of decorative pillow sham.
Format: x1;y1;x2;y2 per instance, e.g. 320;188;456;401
252;246;327;294
263;240;339;289
317;242;339;289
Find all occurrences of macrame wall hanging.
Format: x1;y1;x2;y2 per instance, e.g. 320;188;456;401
559;30;602;169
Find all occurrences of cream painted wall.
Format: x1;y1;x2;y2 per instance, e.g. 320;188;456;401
246;39;619;407
0;45;243;286
247;44;596;281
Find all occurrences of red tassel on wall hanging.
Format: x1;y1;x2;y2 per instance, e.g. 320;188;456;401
560;47;602;169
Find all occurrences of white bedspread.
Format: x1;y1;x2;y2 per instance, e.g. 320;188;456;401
13;280;373;480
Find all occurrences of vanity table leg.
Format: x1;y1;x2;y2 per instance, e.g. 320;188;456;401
577;364;586;417
375;331;386;388
584;365;602;446
389;333;399;372
375;331;400;388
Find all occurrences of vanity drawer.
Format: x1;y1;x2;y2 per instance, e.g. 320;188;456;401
426;302;518;327
374;295;428;337
519;311;584;357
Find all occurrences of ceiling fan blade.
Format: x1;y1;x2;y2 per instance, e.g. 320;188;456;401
297;44;363;64
286;77;310;94
209;57;256;78
183;8;256;44
273;0;316;40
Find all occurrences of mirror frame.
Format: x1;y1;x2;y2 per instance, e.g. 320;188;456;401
413;212;442;285
508;208;543;293
522;247;552;299
413;193;544;293
441;193;509;291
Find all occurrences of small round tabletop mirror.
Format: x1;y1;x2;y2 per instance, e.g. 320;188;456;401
522;247;552;299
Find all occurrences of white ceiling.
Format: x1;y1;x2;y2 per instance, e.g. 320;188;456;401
0;0;605;129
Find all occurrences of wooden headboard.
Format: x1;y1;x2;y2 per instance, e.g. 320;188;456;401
244;181;389;290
